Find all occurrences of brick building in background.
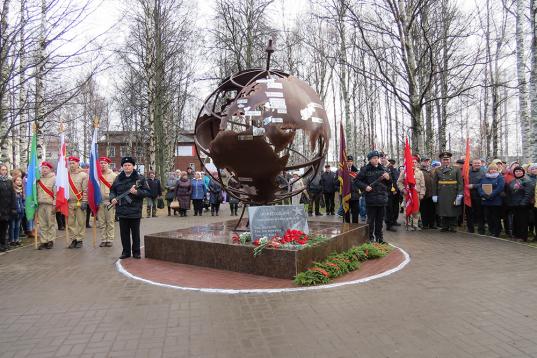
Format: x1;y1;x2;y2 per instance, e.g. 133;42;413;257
97;131;205;174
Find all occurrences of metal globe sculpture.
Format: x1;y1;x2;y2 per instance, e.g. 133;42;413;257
194;48;330;205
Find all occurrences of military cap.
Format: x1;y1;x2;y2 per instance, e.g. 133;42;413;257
367;150;380;160
439;151;452;159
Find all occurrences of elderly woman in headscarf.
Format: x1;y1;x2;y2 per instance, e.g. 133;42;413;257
0;164;16;252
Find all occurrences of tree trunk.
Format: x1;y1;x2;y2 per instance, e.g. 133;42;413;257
530;0;537;161
0;0;11;166
516;0;530;161
34;0;47;160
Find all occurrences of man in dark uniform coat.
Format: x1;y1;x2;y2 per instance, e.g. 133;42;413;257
320;164;338;215
355;151;391;243
381;155;400;231
466;158;485;234
432;152;463;232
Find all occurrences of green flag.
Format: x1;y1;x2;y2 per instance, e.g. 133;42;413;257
25;132;40;220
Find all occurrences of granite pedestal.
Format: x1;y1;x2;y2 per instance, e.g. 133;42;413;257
144;220;369;279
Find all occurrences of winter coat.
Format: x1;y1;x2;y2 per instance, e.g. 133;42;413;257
468;169;484;200
396;168;426;200
165;175;178;201
190;179;206;200
421;167;434;198
505;177;531;207
0;178;16;221
387;166;401;196
432;165;463;217
477;174;505;206
307;176;323;195
175;178;192;209
526;174;536;206
109;171;151;219
226;180;240;204
355;163;390;207
208;179;223;205
146;178;162;199
291;178;306;206
320;171;338;193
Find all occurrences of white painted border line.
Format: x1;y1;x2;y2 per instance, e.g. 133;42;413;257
115;243;411;295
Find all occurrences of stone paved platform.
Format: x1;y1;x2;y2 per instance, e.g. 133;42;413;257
1;207;537;357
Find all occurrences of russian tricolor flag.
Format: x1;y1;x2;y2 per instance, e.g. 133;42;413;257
88;126;102;215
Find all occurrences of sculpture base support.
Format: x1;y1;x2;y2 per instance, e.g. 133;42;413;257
144;220;369;279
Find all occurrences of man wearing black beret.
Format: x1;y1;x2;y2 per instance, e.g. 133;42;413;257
110;157;152;259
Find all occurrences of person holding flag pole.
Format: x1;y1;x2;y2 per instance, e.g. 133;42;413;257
25;125;40;249
67;154;88;249
97;156;117;247
396;138;425;231
56;123;70;245
36;162;56;249
87;117;106;248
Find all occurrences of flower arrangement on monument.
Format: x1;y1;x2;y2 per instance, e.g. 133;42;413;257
231;229;329;256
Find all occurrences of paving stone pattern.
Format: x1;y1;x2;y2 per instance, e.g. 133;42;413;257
1;207;537;358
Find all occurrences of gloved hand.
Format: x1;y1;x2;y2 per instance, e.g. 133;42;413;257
432;196;438;203
80;202;88;211
455;194;463;206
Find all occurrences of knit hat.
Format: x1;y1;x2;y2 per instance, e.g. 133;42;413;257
529;163;537;170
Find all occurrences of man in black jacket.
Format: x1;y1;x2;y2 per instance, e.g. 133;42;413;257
381;155;400;231
110;157;151;259
146;171;162;218
466;159;485;234
307;175;323;216
320;164;337;215
355;151;391;243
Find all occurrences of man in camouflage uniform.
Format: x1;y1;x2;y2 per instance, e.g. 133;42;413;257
37;162;56;249
67;156;88;248
97;157;117;247
432;152;463;232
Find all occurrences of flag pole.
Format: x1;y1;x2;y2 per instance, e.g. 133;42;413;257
92;117;99;249
58;121;70;246
65;216;69;245
34;213;39;249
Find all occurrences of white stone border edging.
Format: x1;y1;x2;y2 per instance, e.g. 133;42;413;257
115;243;411;294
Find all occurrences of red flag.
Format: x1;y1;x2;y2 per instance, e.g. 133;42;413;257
462;138;471;207
337;123;351;213
403;138;419;217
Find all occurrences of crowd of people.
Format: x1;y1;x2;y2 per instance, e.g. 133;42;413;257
291;150;536;243
1;150;536;256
